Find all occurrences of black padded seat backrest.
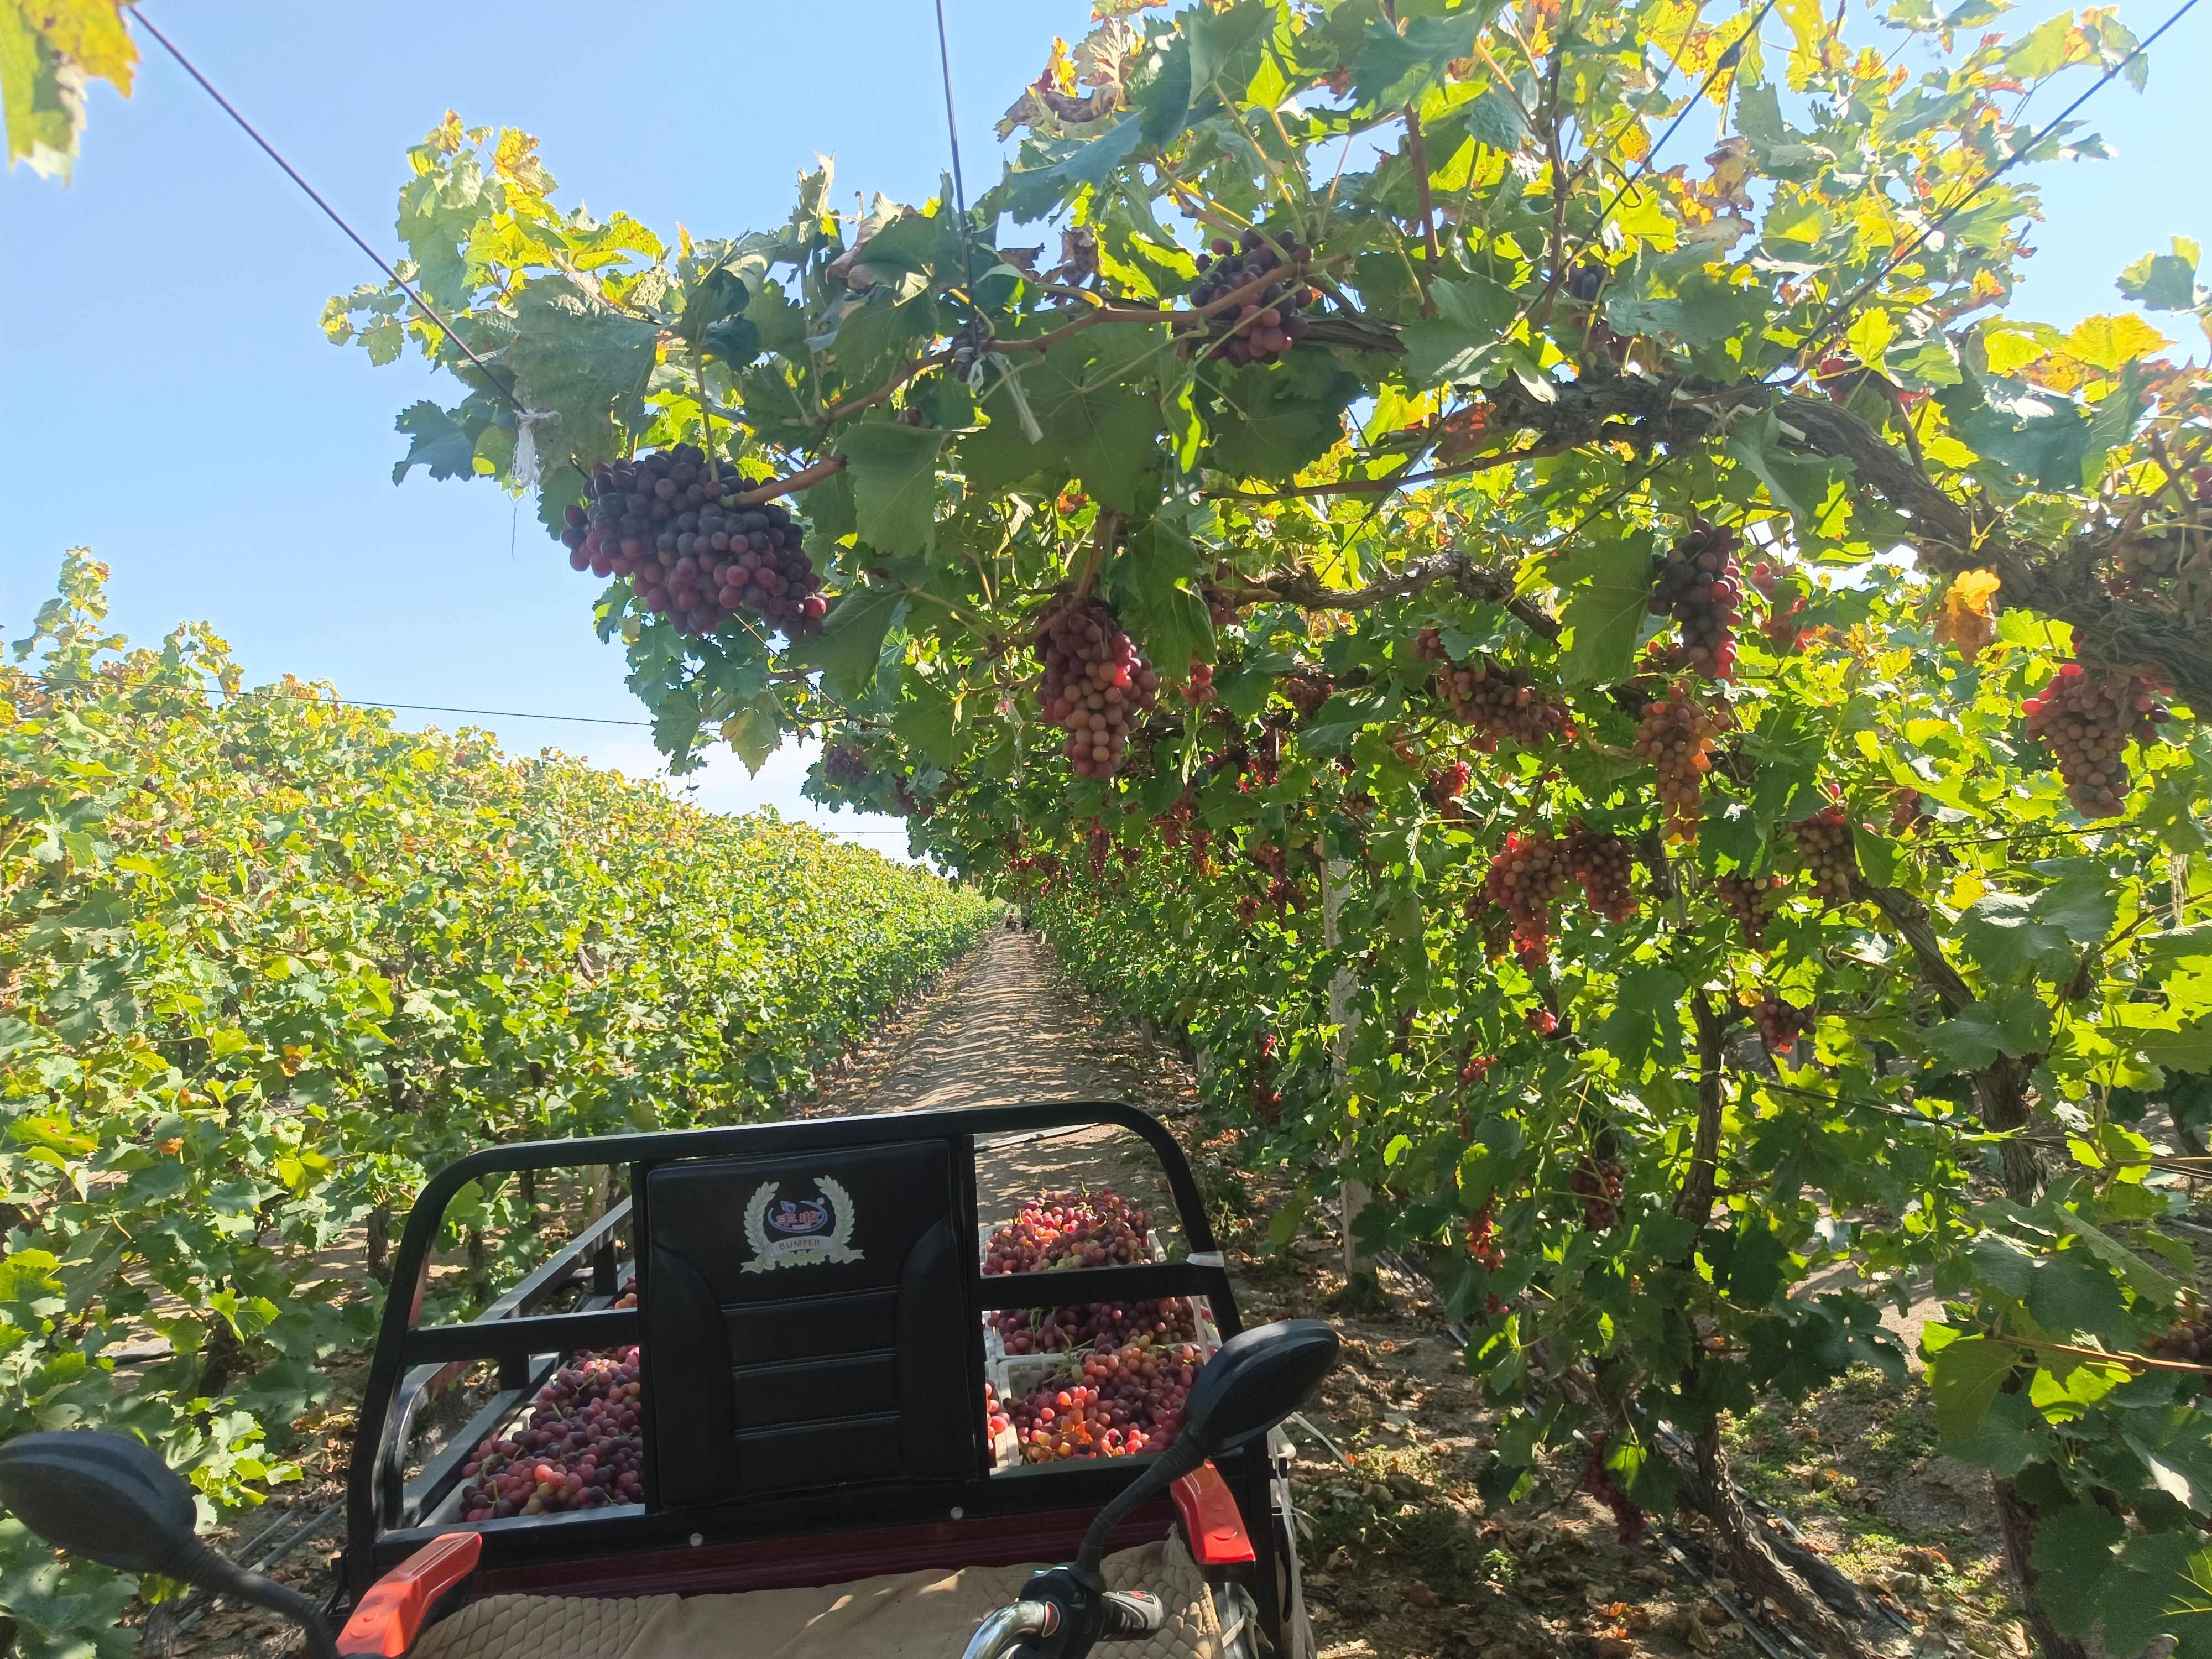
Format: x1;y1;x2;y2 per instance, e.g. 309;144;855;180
641;1139;971;1510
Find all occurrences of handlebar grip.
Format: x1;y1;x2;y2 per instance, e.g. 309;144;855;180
1098;1592;1166;1639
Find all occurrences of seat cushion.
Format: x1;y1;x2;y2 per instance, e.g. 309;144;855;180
414;1593;677;1659
415;1536;1220;1659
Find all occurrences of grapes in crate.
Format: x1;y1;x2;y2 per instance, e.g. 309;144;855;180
1002;1339;1207;1463
457;1347;645;1519
983;1186;1151;1274
983;1186;1199;1355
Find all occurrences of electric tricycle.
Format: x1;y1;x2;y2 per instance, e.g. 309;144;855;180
0;1103;1335;1659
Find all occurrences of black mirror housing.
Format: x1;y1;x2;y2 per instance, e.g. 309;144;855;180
0;1431;206;1578
1179;1318;1338;1457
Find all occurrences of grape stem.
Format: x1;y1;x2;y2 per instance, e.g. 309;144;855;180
1982;1328;2212;1378
731;456;849;505
1402;103;1440;317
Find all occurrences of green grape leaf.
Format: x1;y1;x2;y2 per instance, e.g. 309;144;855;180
1004;118;1147;222
805;585;910;700
1924;988;2049;1071
1552;531;1654;687
390;400;481;484
1401;272;1521;385
1923;1332;2021;1438
505;279;660;472
719;698;784;776
1344;11;1486;109
841;423;950;555
2030;1500;2125;1636
1202;358;1361;481
2118;243;2201;312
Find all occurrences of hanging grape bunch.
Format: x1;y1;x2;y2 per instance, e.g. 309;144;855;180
1203;562;1245;630
822;744;870;789
1648;518;1744;680
1414;628;1577;751
1790;799;1857;906
564;445;827;639
2146;1313;2212;1397
1485;832;1573;960
1036;600;1160;780
2110;467;2212;612
1426;759;1472;813
1635;688;1725;842
1465;1202;1505;1271
1181;229;1316;366
1566;824;1639;924
1715;870;1791;949
1569;1152;1624;1230
1583;1438;1647;1545
1754;993;1814;1053
2022;660;2171;817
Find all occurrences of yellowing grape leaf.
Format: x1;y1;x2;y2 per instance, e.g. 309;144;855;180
2065;314;2169;374
3;0;137;180
1934;570;2001;661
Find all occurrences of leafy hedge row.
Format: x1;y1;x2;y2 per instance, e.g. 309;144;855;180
0;554;992;1655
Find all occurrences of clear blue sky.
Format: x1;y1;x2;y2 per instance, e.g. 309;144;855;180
3;0;2204;851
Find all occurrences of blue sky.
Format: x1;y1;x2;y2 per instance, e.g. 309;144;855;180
3;0;2205;854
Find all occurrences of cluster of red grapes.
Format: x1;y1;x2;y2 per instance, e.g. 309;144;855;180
1635;691;1724;842
1583;1439;1647;1545
1486;833;1573;960
1183;659;1218;706
1426;760;1472;813
2110;467;2212;613
1566;826;1639;924
822;745;870;789
982;1187;1151;1276
1281;672;1335;719
1252;1032;1283;1124
1790;802;1857;906
1036;602;1160;781
1182;230;1315;366
1747;560;1809;649
992;1297;1201;1357
1715;870;1790;950
1459;1047;1495;1084
1465;1202;1504;1270
1415;629;1576;751
2146;1316;2212;1396
1203;564;1245;631
1467;895;1515;962
456;1348;645;1520
1570;1153;1623;1231
2022;661;2171;818
1754;993;1814;1053
562;446;827;639
1647;520;1744;681
997;1339;1206;1463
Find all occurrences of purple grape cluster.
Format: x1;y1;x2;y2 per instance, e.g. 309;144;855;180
560;444;827;639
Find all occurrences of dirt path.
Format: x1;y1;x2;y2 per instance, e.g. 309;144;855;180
800;929;1205;1219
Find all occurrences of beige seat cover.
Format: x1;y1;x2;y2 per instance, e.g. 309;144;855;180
415;1537;1219;1659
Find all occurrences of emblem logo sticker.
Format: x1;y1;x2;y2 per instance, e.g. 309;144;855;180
740;1175;864;1272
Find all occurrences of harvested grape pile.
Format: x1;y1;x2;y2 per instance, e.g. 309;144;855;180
455;1280;643;1520
983;1187;1212;1464
986;1336;1206;1463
